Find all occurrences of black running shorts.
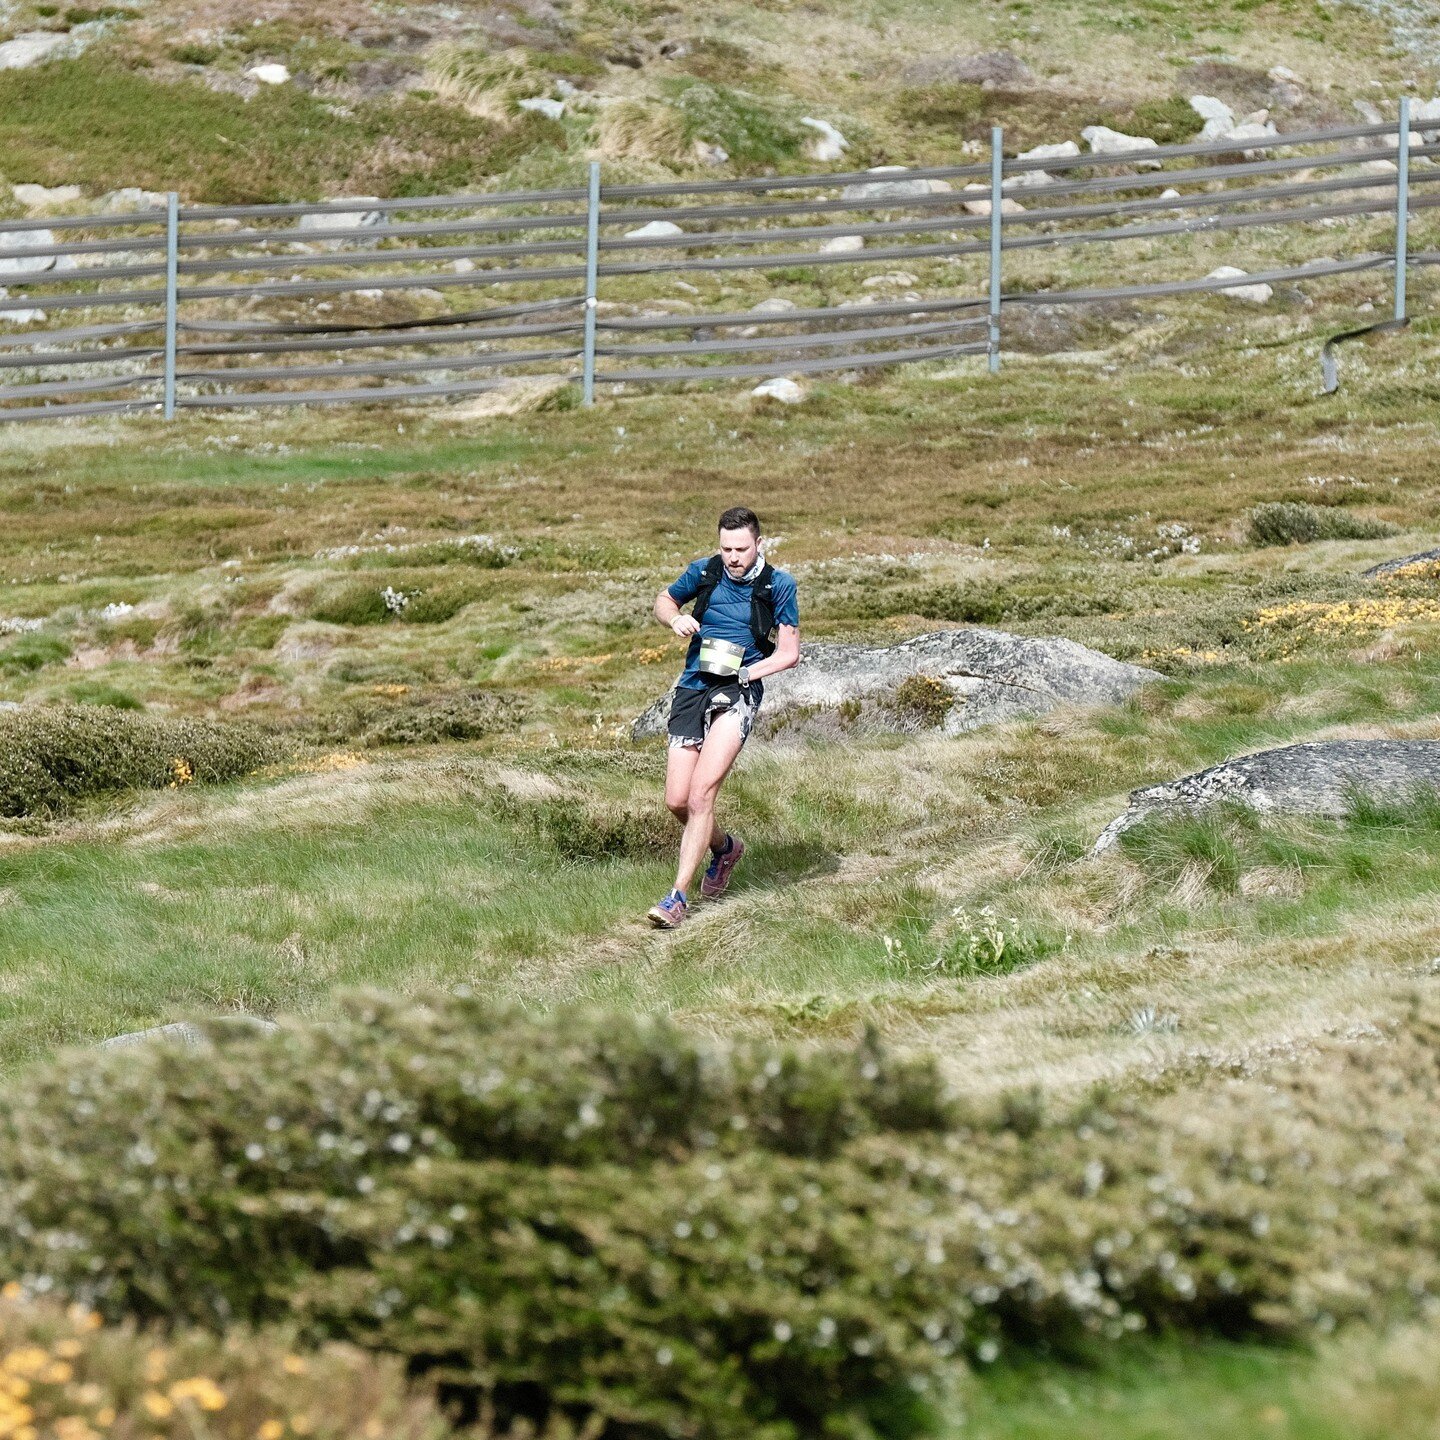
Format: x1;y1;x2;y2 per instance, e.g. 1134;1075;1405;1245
666;681;762;750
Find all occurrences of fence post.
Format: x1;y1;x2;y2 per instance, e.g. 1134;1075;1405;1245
1395;95;1411;323
988;125;1003;374
163;191;179;420
582;160;600;405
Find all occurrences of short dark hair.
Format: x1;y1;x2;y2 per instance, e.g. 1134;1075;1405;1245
718;505;760;538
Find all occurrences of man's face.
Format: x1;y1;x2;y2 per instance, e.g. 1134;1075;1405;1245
718;525;760;579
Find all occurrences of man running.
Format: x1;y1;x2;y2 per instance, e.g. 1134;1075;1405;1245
647;505;800;929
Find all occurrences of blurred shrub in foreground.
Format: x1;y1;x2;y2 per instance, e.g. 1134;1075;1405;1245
2;994;1440;1436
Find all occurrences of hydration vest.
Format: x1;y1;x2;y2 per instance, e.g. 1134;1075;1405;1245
686;555;778;670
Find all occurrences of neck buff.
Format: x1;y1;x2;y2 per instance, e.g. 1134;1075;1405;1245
733;552;765;584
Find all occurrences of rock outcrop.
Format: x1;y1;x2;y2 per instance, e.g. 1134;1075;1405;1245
1362;548;1440;578
100;1017;278;1049
633;629;1159;741
1093;740;1440;852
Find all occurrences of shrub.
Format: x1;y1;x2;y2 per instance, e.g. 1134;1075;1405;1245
1128;95;1205;144
0;1292;449;1440
889;674;955;729
310;581;483;627
1247;501;1396;547
0;998;957;1440
0;633;70;676
60;681;145;710
666;80;809;167
11;995;1440;1435
361;690;518;746
309;583;393;627
0;706;287;817
504;789;675;860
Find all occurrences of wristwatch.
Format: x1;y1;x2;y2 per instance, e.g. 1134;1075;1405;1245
737;665;752;686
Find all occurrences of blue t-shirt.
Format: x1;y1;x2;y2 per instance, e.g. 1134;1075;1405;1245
668;557;799;692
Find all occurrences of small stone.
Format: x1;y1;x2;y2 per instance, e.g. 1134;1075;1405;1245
819;234;864;253
960;186;1025;216
1160;187;1181;200
99;187;168;213
693;140;728;166
518;95;565;120
800;117;848;162
750;377;805;404
1190;94;1236;142
0;301;47;325
0;229;58;278
1081;125;1163;170
294;201;386;252
1206;265;1273;304
0;32;69;70
247;63;291;85
12;182;83;210
841;168;953;202
862;271;919;288
1018;140;1080;162
624;219;684;239
750;297;797;313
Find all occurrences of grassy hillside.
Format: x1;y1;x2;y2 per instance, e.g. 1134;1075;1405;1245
0;0;1430;205
2;2;1440;1433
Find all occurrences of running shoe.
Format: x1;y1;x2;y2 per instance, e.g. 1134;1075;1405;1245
701;834;746;899
647;890;689;929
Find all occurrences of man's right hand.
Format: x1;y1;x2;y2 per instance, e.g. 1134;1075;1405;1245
670;614;701;637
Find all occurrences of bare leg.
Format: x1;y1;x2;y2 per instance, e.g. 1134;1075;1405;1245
664;743;725;852
673;714;746;896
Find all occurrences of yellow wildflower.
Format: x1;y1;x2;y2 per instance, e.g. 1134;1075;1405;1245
290;1415;314;1436
141;1392;173;1420
53;1419;99;1440
0;1381;27;1401
142;1350;168;1384
280;1356;307;1376
167;756;195;788
0;1286;20;1303
2;1351;48;1380
94;1407;115;1427
54;1340;83;1360
169;1377;227;1412
257;1422;285;1440
42;1362;74;1385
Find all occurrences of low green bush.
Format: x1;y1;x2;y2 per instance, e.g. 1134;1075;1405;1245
889;674;955;728
0;998;956;1439
6;996;1440;1432
0;706;288;817
0;632;71;676
1247;501;1396;547
1128;95;1205;144
665;79;809;167
361;690;518;746
309;583;393;627
504;789;676;860
310;580;484;627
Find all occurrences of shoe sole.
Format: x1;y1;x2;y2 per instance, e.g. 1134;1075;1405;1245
647;907;685;929
701;838;746;899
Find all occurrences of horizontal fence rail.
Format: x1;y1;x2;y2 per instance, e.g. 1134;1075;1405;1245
0;109;1432;420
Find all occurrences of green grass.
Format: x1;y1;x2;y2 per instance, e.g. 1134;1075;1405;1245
960;1335;1440;1440
0;56;565;202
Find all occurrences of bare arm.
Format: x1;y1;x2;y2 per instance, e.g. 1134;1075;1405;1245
742;623;799;683
655;589;699;636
